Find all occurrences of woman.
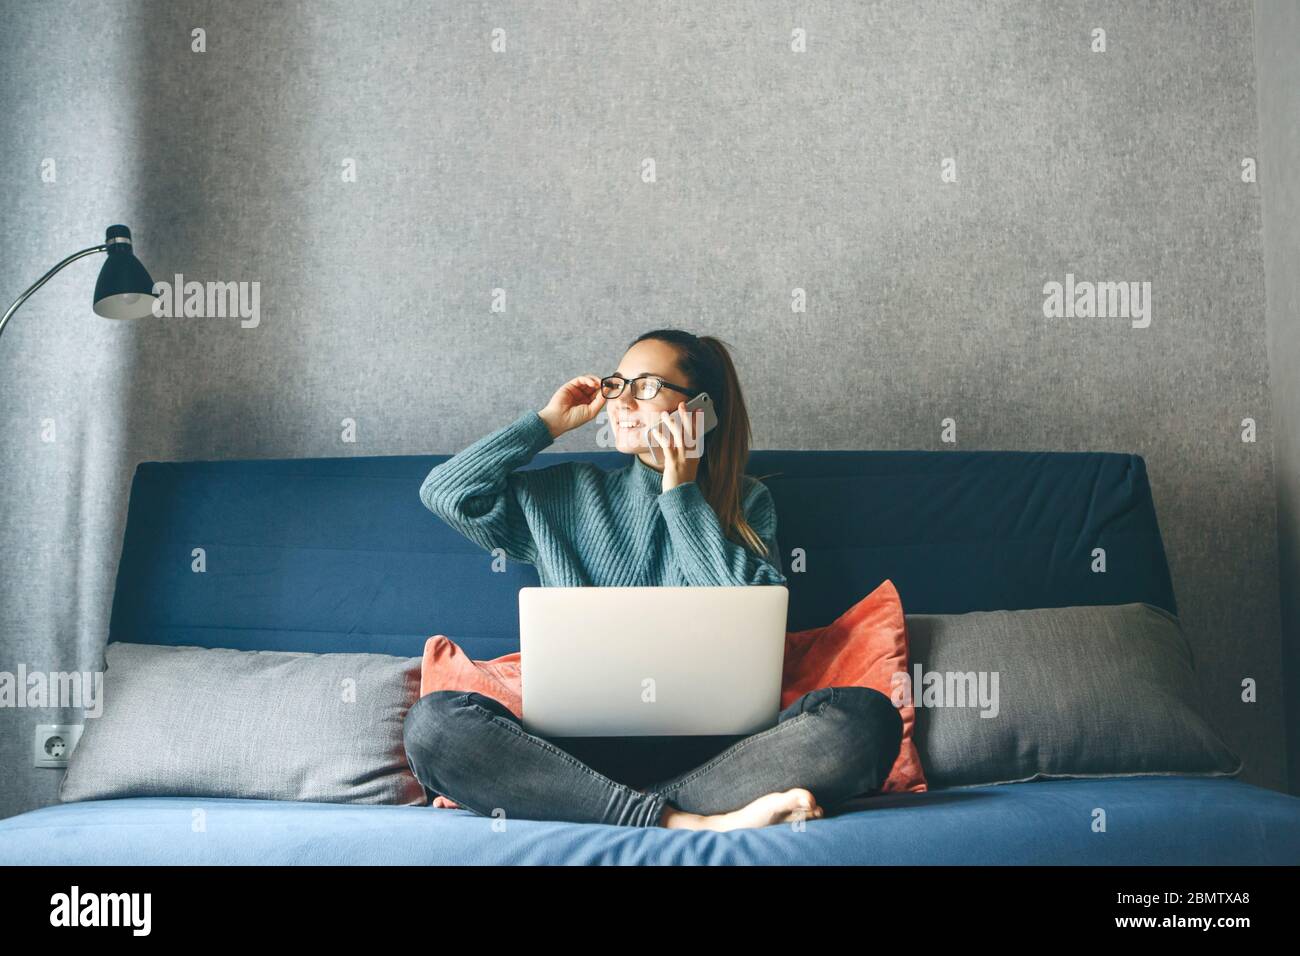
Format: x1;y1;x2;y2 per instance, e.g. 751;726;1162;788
403;329;902;830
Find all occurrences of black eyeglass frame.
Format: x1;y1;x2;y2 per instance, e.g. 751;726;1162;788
600;374;698;400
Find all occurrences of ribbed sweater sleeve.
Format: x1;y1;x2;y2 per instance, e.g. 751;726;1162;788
657;478;788;586
418;410;555;563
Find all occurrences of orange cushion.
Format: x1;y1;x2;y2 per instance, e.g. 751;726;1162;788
781;579;927;795
417;578;927;808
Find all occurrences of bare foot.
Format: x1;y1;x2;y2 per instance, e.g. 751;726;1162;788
659;788;823;830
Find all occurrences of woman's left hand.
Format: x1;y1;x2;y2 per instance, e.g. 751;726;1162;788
653;400;704;492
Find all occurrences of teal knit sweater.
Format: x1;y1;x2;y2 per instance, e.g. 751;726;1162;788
419;410;787;587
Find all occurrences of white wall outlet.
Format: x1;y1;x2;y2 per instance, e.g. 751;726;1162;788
34;724;84;768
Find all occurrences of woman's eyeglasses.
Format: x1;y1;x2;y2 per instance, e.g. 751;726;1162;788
600;375;697;401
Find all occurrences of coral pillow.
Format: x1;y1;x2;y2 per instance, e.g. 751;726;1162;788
416;578;927;808
781;579;926;794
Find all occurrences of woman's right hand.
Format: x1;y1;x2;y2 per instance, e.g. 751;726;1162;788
538;375;607;439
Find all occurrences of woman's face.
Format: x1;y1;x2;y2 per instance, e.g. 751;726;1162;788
606;340;694;459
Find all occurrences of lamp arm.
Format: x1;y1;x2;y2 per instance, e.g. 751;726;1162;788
0;244;109;341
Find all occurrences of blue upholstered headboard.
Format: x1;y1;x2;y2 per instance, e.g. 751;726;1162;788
107;448;1177;660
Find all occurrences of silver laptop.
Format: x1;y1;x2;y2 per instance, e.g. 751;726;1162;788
519;585;789;737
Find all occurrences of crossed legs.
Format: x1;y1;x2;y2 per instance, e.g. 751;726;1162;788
403;685;903;829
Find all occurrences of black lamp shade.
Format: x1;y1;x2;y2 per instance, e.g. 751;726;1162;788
93;225;157;320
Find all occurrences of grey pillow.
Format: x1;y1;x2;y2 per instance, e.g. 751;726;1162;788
904;603;1243;789
59;642;425;806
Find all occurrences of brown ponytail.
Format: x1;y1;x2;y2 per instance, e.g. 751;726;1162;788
626;328;779;557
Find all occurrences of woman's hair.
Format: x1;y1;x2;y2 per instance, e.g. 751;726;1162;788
626;328;779;558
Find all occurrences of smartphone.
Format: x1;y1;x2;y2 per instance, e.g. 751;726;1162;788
642;391;719;465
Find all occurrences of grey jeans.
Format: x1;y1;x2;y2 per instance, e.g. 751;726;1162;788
403;685;904;827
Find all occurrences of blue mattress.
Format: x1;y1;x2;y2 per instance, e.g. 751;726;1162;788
3;777;1296;865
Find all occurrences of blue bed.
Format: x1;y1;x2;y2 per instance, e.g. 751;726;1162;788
2;446;1296;864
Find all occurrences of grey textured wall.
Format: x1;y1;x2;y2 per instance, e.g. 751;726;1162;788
1254;0;1300;798
0;0;1290;819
